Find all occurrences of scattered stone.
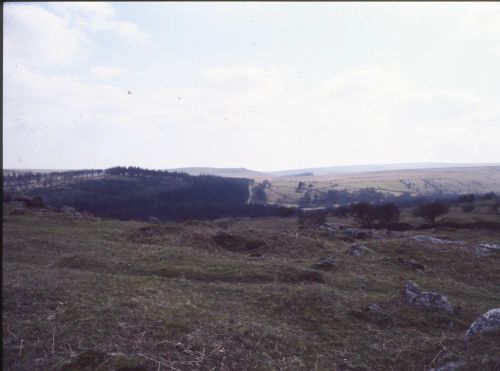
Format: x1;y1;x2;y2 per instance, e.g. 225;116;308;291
410;235;466;245
404;281;454;315
464;308;500;345
318;224;374;240
61;205;76;214
312;257;336;270
356;279;368;290
475;243;500;257
10;208;27;215
398;258;425;271
428;360;465;371
368;303;383;313
148;216;161;224
349;244;372;257
367;303;393;324
343;228;374;240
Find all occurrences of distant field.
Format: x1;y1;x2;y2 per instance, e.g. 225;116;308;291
251;166;500;206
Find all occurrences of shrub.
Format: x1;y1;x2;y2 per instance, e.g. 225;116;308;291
350;202;375;225
491;202;500;215
414;202;449;224
373;202;400;225
298;209;326;227
457;194;476;203
3;192;13;203
462;204;475;213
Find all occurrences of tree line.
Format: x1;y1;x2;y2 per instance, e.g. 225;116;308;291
25;167;295;221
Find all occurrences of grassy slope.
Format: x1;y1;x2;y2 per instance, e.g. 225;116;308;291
2;205;500;370
255;167;500;206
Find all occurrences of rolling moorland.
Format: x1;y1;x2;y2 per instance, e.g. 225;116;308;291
2;165;500;370
169;165;500;208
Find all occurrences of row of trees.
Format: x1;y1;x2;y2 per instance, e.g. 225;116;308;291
3;169;104;192
300;200;453;228
26;168;296;221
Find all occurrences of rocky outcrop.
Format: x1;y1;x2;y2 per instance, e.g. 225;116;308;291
464;308;500;344
318;224;374;240
61;205;76;214
410;235;466;245
398;258;425;271
428;361;465;371
349;244;372;257
475;243;500;257
148;216;161;224
61;205;84;219
404;281;454;315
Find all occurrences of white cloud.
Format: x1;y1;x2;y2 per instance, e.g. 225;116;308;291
3;2;151;71
3;4;89;67
90;66;127;80
48;2;116;18
48;1;152;45
3;3;500;169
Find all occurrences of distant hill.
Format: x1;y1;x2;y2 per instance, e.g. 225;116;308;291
263;166;500;206
265;163;500;177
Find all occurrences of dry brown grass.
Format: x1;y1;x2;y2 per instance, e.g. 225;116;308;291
2;204;499;370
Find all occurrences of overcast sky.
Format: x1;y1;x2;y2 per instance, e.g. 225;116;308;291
3;2;500;171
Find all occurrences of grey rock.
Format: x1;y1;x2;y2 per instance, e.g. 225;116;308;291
349;244;372;257
367;303;392;324
343;228;374;239
428;360;465;371
318;224;374;240
398;258;425;271
410;235;466;245
61;205;76;214
368;303;384;314
476;243;500;257
404;281;454;315
312;257;336;270
148;216;161;224
464;308;500;344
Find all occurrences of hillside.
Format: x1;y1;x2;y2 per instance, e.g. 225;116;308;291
21;167;291;221
3;203;499;370
265;163;500;177
256;166;500;207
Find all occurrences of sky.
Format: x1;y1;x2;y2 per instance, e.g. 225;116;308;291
3;2;500;171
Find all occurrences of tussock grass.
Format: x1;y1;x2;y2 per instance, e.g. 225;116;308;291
2;204;499;370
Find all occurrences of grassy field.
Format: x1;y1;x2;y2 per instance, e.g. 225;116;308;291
2;204;500;370
253;167;500;206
